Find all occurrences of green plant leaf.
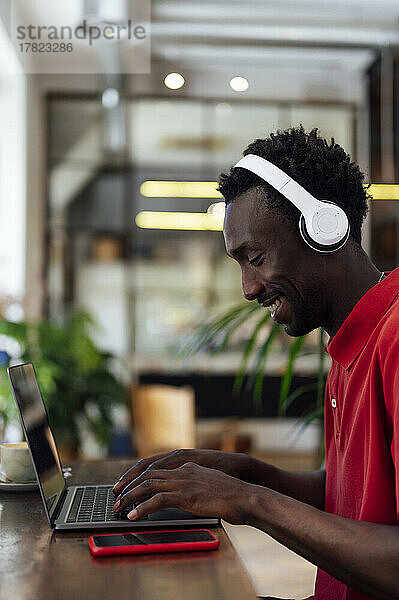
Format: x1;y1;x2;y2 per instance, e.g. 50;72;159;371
179;302;259;357
246;322;281;409
0;320;27;342
278;336;306;416
212;304;262;354
298;404;324;433
280;381;319;414
178;305;243;356
317;328;327;410
0;367;18;431
233;312;270;395
0;311;128;449
178;304;327;443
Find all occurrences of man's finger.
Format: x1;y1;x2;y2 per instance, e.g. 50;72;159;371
127;492;178;520
116;461;205;502
112;453;167;494
117;469;178;506
115;477;177;511
136;452;188;473
113;449;195;495
115;478;167;511
116;465;185;499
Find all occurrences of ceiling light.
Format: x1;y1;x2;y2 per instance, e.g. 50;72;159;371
207;202;226;219
140;181;222;198
367;184;399;200
164;72;185;90
101;88;119;109
135;211;223;231
230;76;249;92
135;186;399;233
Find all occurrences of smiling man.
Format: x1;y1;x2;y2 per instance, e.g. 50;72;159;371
113;126;399;600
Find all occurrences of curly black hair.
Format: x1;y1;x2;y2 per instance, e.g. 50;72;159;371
218;125;370;245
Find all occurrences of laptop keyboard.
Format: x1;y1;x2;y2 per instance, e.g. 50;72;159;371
66;486;138;523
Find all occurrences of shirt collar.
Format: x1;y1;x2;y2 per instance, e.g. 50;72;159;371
325;267;399;371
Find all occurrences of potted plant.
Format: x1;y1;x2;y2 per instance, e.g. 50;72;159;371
0;353;17;440
0;310;128;457
179;302;327;456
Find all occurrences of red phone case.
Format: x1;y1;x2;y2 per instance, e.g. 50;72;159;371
88;529;220;557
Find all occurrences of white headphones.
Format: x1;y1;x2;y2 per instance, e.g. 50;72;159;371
233;154;350;253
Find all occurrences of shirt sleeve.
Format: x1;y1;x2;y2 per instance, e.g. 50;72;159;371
380;329;399;514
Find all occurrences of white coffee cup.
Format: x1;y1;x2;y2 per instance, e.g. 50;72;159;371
0;442;36;482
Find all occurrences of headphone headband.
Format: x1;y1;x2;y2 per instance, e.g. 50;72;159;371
233;153;350;253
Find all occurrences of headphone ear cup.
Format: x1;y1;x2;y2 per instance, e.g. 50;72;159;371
299;215;350;253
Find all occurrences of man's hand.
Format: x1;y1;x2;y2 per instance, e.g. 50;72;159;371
113;461;254;524
112;449;247;497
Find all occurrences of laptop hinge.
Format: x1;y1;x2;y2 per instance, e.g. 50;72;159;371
51;487;68;525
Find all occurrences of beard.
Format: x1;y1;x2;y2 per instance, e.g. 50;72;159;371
282;282;323;337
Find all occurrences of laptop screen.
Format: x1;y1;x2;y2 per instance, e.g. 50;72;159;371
8;363;66;524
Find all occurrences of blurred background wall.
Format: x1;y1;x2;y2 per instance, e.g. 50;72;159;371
0;0;399;462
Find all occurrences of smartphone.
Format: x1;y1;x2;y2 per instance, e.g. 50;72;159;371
88;529;220;557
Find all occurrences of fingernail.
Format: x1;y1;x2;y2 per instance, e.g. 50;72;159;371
113;500;120;510
127;509;137;520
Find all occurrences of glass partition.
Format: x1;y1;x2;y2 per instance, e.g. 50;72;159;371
47;96;356;367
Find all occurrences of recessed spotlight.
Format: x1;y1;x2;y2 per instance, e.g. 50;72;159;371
230;76;249;92
164;72;185;90
102;87;119;109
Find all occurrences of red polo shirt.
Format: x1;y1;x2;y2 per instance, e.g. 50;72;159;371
314;267;399;600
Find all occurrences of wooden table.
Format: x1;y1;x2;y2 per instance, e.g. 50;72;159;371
0;460;258;600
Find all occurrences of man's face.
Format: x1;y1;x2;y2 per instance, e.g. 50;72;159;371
223;188;327;337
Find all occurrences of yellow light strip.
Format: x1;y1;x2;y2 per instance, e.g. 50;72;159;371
135;211;224;231
140;180;399;201
367;184;399;200
140;180;222;198
136;184;399;232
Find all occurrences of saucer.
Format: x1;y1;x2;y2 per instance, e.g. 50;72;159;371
0;471;39;492
0;480;39;492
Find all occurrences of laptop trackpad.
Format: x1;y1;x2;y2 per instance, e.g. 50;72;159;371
148;507;196;520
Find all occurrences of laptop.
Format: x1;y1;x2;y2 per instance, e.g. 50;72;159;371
7;362;220;530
